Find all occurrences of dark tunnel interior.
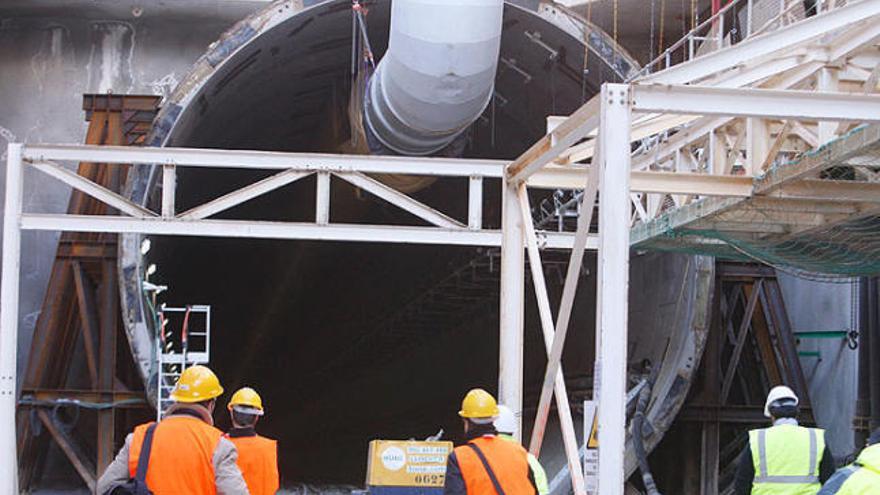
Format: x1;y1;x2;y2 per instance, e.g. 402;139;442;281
144;0;613;485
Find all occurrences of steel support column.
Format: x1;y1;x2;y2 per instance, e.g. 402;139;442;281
499;179;525;439
595;84;632;495
96;261;118;474
1;143;24;493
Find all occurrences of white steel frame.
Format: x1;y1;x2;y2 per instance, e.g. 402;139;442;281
2;2;880;493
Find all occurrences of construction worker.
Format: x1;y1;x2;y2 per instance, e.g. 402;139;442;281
225;387;280;495
494;405;549;495
817;428;880;494
444;389;538;495
97;365;249;495
733;385;835;495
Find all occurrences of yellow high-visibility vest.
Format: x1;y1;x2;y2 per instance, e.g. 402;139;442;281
836;443;880;495
749;424;825;495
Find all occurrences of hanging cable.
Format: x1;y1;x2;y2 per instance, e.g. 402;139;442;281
581;0;594;103
659;0;666;61
680;0;687;40
650;0;657;64
613;0;619;44
181;305;192;370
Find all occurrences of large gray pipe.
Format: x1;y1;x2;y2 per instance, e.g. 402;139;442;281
364;0;504;155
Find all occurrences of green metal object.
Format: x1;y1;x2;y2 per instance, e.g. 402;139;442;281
798;351;821;358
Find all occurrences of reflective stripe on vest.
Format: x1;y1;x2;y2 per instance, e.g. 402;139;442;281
749;425;825;495
226;434;279;495
838;444;880;495
128;416;223;495
455;436;536;495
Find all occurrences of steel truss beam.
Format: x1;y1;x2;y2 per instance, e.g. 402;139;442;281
20;214;592;249
631;85;880;122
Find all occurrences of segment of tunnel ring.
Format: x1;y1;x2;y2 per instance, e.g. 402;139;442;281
116;0;707;484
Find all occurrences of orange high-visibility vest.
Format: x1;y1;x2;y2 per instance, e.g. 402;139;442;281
128;416;223;495
226;433;280;495
455;436;536;495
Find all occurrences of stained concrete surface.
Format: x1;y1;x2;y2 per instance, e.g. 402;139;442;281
0;6;257;489
0;3;253;383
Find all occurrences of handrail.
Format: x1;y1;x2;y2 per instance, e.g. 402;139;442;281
630;0;745;80
630;0;834;81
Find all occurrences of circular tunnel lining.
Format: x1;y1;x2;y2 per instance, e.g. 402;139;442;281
117;0;709;487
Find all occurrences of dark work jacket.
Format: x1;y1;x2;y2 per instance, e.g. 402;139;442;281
733;440;835;495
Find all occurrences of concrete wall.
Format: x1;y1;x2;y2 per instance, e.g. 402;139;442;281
777;274;860;459
0;6;257;379
0;7;264;491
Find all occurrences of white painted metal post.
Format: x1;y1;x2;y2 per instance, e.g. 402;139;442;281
162;164;176;218
316;171;330;225
0;143;24;493
595;84;631;495
746;118;769;176
818;67;840;144
517;185;586;495
499;178;524;439
468;176;483;230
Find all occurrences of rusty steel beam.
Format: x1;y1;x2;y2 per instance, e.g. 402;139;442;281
19;389;146;407
97;260;118;474
56;240;117;260
747;283;784;387
36;410;96;492
72;262;100;388
679;405;768;423
763;279;813;409
17;94;159;491
721;279;764;403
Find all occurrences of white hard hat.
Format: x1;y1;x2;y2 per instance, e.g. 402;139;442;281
494;405;517;436
764;385;799;418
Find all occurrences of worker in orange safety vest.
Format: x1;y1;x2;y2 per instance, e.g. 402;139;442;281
97;365;248;494
444;388;538;495
225;387;280;495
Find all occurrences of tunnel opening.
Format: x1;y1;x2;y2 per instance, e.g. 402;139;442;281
121;0;707;487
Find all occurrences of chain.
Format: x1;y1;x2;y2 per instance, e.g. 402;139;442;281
613;0;619;44
659;0;666;57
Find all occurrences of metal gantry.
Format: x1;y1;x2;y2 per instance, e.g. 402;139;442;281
3;1;880;493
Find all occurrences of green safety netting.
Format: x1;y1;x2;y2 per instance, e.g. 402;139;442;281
634;125;880;279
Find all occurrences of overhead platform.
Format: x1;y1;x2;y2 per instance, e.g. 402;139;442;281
535;0;880;278
632;123;880;276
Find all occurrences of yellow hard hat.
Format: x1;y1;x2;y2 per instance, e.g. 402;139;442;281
228;387;264;416
459;388;499;420
170;365;224;403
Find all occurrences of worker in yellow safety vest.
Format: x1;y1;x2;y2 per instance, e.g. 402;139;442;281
97;365;248;495
733;385;835;495
444;389;538;495
817;428;880;495
225;387;280;495
494;405;549;495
